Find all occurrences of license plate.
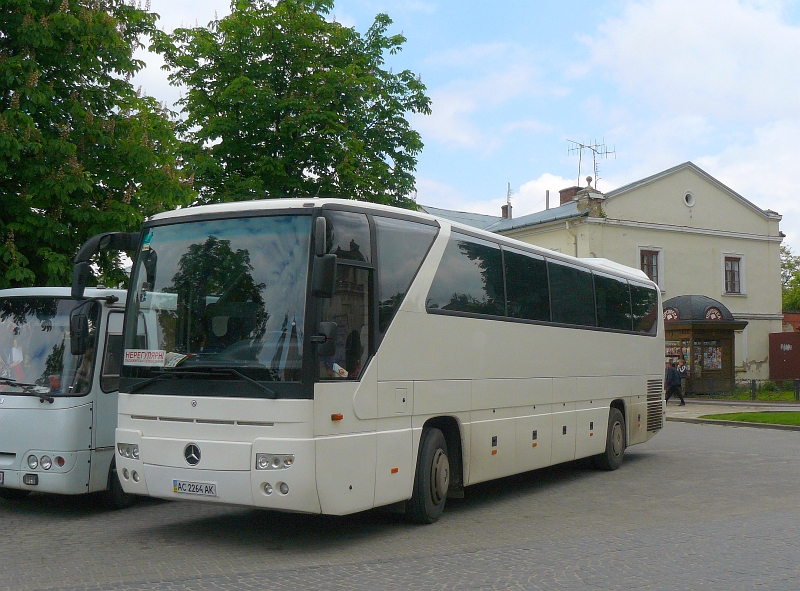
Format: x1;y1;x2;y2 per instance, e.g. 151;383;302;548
173;479;217;496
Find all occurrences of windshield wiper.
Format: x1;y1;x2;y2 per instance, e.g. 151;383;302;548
0;378;55;403
127;368;276;398
205;367;276;399
127;370;213;393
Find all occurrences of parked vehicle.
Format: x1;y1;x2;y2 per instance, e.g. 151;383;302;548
0;287;133;508
73;199;664;523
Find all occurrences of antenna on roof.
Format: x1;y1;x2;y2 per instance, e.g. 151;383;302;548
567;139;616;189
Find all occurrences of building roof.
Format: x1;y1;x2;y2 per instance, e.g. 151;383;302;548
662;294;743;325
416;205;502;230
418;201;586;233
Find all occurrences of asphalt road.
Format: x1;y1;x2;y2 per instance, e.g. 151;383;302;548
3;421;800;591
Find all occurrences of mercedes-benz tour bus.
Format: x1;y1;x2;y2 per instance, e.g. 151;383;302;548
73;199;664;523
0;287;134;508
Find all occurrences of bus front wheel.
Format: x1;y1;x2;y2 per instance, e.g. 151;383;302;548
594;408;625;471
0;488;31;501
407;428;450;524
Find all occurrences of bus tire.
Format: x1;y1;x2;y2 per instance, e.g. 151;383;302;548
594;407;625;471
100;459;135;510
0;488;31;501
407;428;450;524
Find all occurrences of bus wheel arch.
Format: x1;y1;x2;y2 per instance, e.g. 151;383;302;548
594;405;626;471
407;416;463;524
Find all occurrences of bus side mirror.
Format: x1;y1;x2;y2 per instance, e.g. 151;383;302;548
70;312;90;356
312;321;337;357
71;262;91;300
143;249;157;286
312;254;337;298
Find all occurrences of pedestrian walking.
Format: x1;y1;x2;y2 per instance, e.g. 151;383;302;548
665;361;685;405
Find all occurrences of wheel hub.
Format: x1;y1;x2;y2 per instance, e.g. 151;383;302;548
611;421;623;457
430;448;450;504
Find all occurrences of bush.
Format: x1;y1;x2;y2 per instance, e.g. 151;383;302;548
762;381;778;392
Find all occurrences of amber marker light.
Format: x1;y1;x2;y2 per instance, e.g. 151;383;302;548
331;413;343;421
391;467;398;474
532;443;537;447
491;450;497;455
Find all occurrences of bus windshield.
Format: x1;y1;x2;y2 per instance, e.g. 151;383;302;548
0;297;98;397
122;215;312;390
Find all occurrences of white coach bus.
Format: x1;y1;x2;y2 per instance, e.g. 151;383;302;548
73;199;664;523
0;286;134;507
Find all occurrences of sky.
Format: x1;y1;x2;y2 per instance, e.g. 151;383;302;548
132;0;800;250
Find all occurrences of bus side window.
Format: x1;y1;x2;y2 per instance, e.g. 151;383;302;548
375;216;438;333
630;283;659;335
318;266;371;380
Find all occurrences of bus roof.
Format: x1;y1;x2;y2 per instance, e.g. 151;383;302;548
147;198;655;287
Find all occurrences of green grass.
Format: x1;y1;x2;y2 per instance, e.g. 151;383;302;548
704;390;798;402
699;412;800;426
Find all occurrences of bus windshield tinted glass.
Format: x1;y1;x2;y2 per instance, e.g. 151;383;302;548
0;298;98;397
123;216;311;386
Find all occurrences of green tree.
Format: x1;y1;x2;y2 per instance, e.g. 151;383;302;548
155;0;430;207
782;245;800;311
0;0;194;289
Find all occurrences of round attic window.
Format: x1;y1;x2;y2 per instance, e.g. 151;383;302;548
683;191;695;207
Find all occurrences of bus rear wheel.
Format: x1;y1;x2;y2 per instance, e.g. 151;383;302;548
0;488;31;501
594;407;625;471
407;428;450;524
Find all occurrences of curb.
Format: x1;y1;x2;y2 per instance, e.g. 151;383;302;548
666;416;800;431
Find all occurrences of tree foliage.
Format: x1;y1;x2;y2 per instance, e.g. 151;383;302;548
782;245;800;311
155;0;431;207
0;0;194;289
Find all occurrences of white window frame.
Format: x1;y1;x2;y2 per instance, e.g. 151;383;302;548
722;252;746;296
638;246;664;292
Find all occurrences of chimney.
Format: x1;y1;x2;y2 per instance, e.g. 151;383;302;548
559;186;580;205
546;190;550;210
501;203;512;219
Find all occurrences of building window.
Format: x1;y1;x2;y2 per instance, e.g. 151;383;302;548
725;256;741;294
640;250;660;286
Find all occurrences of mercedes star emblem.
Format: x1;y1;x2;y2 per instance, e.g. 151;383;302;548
184;443;201;466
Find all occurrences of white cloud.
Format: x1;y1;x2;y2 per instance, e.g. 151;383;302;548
694;118;800;249
515;174;577;215
411;65;540;149
586;0;800;121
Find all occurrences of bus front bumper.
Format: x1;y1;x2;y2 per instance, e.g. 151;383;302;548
0;450;91;495
116;430;321;513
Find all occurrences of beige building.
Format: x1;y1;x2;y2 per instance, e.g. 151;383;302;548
422;162;783;380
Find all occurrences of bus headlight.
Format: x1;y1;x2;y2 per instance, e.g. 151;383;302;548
27;455;38;470
40;456;52;470
117;443;139;460
255;454;294;470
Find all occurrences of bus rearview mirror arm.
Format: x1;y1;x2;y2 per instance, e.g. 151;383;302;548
71;231;141;300
310;321;337;357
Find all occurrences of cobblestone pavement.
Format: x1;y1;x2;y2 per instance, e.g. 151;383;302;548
3;421;800;591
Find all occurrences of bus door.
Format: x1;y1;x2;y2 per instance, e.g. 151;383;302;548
88;310;124;492
312;212;377;514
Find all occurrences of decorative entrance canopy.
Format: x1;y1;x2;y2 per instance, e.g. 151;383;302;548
663;295;748;395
